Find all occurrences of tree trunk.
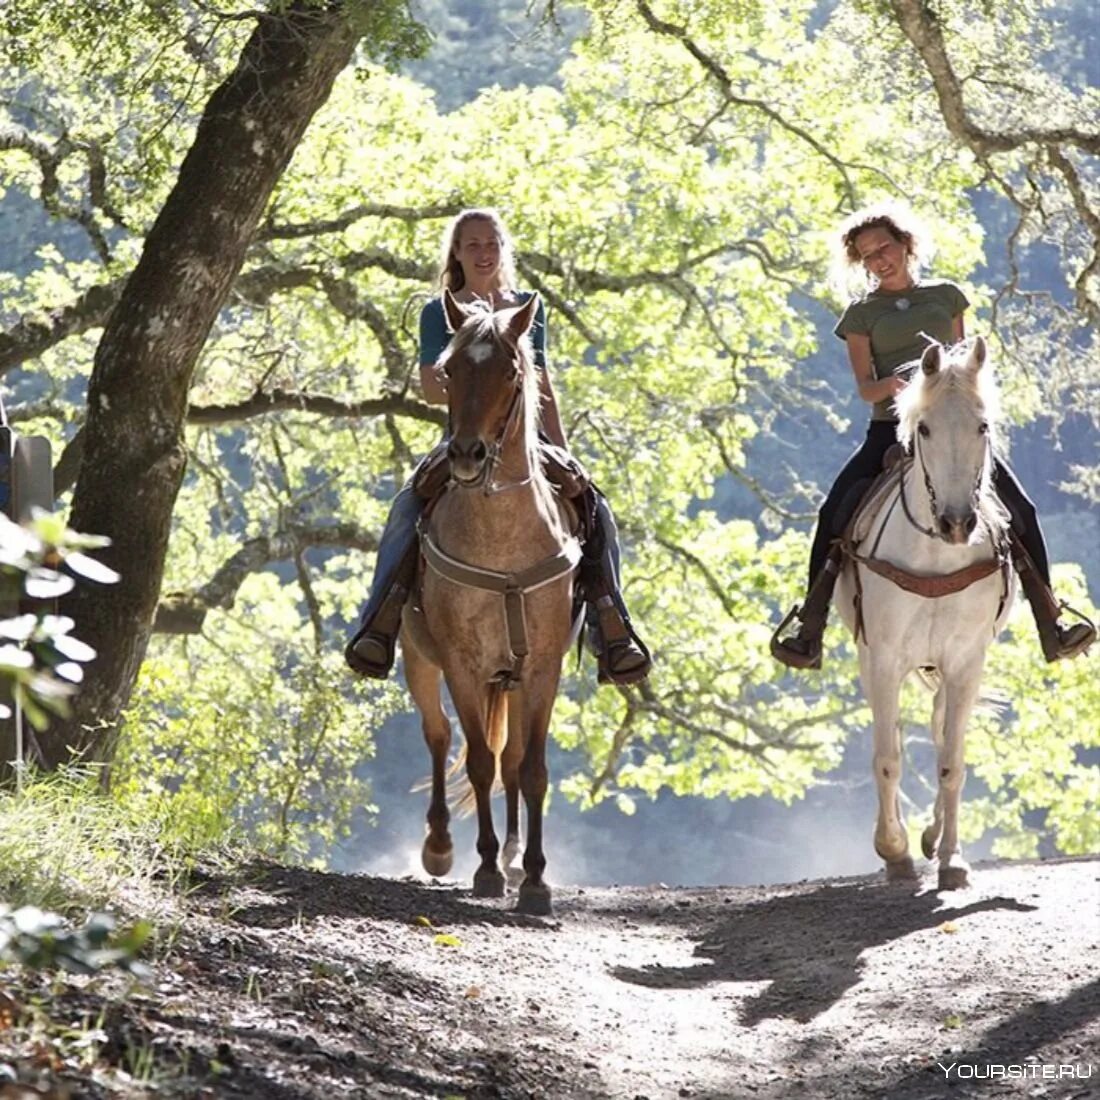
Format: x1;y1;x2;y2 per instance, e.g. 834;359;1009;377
44;4;361;768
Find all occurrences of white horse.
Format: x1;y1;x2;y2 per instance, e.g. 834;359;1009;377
835;337;1016;890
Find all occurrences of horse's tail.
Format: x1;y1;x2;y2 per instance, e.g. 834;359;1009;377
452;682;509;817
913;666;1008;715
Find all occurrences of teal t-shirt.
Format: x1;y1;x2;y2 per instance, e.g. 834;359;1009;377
834;280;970;420
419;291;547;370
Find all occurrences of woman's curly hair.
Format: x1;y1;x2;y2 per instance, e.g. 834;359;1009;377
831;199;934;296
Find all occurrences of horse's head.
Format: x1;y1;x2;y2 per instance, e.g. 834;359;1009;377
439;289;540;487
896;337;1005;545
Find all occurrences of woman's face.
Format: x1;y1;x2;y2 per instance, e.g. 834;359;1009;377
454;218;503;287
853;226;912;291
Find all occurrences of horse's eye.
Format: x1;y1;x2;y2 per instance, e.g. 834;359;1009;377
978;421;988;434
918;422;930;438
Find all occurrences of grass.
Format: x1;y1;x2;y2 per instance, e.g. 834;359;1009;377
0;766;181;917
0;768;254;1095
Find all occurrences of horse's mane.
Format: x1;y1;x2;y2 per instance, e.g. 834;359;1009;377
894;340;1003;457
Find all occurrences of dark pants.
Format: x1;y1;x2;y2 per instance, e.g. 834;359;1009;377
807;420;1051;589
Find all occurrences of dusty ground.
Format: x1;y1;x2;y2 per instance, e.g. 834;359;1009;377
1;855;1097;1099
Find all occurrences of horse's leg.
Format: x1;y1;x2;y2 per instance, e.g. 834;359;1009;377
515;678;559;917
862;653;917;882
501;691;525;888
936;669;983;891
403;639;453;877
921;678;948;861
450;681;506;898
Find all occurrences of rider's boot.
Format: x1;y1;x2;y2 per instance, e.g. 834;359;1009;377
579;488;652;686
770;544;843;671
345;543;419;680
1011;538;1096;662
589;590;652;685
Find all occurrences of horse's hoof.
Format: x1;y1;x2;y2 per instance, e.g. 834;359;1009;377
921;826;939;861
938;861;970;891
516;882;553;917
472;869;506;898
875;835;910;865
504;864;525;888
885;856;919;883
421;839;453;878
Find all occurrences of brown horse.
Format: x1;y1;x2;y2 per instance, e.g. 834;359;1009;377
399;290;580;916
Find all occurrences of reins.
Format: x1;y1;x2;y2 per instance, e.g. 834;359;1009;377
467;368;532;496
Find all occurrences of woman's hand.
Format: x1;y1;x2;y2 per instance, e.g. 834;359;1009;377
419;361;450;405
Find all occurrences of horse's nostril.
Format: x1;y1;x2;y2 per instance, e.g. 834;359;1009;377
965;514;978;536
471;441;487;463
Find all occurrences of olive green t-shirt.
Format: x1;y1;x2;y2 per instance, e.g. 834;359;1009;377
834;280;970;420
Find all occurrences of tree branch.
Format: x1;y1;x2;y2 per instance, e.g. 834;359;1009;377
153;521;378;634
887;0;1100;157
259;200;465;241
0;280;125;376
633;0;858;205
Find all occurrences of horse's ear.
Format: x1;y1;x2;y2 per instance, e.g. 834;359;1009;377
967;335;987;372
505;292;540;341
921;344;942;376
442;288;467;334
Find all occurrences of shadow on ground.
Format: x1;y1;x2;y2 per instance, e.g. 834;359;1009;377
611;879;1037;1025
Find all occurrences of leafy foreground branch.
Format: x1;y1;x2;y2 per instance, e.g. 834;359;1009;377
0;769;250;1094
0;905;149;977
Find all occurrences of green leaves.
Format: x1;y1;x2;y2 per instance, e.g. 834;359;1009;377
0;0;1094;862
0;905;151;977
0;512;114;728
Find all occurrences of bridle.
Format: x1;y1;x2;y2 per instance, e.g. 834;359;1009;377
449;337;533;496
899;429;994;544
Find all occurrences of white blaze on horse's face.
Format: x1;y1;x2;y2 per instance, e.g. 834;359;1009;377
915;339;991;545
440;289;540;486
467;340;494;364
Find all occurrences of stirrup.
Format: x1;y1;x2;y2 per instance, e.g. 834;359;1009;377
1046;602;1097;662
344;583;409;679
345;629;395;679
591;595;652;685
770;605;823;670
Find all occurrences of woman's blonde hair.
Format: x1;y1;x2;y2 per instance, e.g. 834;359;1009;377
436;208;518;293
831;199;934;297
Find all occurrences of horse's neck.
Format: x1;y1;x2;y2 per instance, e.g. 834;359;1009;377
876;465;989;566
439;438;568;557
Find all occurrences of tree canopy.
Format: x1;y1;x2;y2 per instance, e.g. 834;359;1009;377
0;0;1095;860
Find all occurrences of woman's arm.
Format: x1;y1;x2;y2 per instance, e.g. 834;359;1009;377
846;332;906;405
537;366;568;449
419;361;449;405
418;299;450;405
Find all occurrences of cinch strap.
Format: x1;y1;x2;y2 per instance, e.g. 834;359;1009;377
421;533;582;690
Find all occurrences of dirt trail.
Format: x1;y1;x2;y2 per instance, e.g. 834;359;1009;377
9;855;1098;1098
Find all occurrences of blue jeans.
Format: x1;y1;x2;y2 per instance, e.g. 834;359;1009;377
355;480;424;627
355;479;629;628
